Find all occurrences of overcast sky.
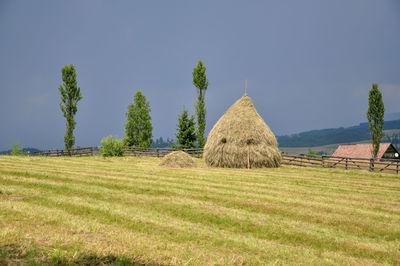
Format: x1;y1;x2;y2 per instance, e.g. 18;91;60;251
0;0;399;150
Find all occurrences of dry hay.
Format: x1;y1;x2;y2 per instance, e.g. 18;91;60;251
204;95;281;168
160;151;197;168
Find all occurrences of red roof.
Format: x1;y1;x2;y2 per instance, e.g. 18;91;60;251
332;143;392;159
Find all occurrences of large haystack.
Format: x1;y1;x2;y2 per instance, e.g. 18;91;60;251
160;151;197;168
204;95;281;168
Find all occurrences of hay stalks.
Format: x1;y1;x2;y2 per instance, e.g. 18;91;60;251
204;96;281;168
159;151;197;168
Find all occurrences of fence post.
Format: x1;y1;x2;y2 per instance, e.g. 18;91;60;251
345;158;348;170
369;158;374;172
322;156;325;168
397;161;399;175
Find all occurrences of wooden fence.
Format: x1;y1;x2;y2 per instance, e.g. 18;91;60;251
32;146;399;174
122;147;203;158
34;147;98;157
34;146;203;158
281;154;400;174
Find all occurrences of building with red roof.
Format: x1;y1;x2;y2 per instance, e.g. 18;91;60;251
332;143;399;159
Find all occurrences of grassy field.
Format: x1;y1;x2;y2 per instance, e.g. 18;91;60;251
1;155;400;265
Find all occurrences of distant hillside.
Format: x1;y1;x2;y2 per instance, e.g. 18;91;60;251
278;119;400;147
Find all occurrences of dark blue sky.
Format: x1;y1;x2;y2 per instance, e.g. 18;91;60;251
1;1;399;150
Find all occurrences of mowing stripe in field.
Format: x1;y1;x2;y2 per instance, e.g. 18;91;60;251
1;167;398;236
1;156;400;265
1;183;395;263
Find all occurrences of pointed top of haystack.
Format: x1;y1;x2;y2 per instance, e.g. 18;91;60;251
213;95;278;147
204;95;281;168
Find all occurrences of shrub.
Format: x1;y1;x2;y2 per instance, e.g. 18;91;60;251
10;142;26;156
307;148;321;158
100;136;123;157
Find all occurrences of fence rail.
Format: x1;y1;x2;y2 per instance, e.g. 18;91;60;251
32;146;399;174
34;146;203;158
34;147;98;157
122;147;203;158
281;154;400;174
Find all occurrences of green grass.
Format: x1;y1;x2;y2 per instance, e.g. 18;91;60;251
1;155;400;265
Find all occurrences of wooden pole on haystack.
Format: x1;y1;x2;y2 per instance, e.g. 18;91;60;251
247;145;250;169
245;79;250;169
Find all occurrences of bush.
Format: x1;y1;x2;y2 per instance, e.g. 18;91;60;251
307;148;321;158
10;142;26;156
100;136;123;157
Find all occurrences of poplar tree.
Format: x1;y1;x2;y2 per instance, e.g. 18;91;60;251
124;90;153;147
192;59;209;148
366;83;385;158
59;64;82;155
175;107;196;149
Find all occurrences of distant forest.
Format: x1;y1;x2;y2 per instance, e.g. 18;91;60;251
277;119;400;148
152;137;176;148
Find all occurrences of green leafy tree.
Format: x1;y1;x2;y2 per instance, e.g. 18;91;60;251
59;64;83;155
192;59;209;148
10;142;23;156
100;136;124;157
366;83;385;158
124;90;153;147
175;107;196;149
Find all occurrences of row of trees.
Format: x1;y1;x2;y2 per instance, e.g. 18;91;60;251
58;64;386;158
58;60;210;155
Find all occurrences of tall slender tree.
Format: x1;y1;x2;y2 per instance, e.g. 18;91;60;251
192;59;209;147
59;64;82;155
124;90;153;147
366;83;385;158
175;107;196;149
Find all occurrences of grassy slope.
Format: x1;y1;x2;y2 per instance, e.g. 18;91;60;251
0;156;400;265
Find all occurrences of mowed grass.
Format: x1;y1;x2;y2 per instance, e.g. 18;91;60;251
0;156;400;265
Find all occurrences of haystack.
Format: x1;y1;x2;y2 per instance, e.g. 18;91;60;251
204;95;281;168
160;151;197;168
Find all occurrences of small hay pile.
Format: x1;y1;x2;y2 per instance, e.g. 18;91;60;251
160;151;197;168
204;95;281;168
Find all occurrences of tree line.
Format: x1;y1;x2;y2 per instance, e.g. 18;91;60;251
58;60;209;156
9;63;387;159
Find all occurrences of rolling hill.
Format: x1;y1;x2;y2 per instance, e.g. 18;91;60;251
277;119;400;148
